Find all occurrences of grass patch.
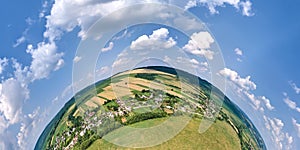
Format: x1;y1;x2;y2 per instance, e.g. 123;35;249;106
87;118;241;150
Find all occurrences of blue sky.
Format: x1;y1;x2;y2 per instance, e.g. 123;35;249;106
0;0;300;149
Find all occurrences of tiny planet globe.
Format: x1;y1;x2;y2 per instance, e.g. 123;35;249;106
35;66;266;150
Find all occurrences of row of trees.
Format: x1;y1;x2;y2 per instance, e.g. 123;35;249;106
125;109;167;125
104;100;119;111
135;73;157;80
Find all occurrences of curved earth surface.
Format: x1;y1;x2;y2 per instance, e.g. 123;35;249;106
35;66;266;150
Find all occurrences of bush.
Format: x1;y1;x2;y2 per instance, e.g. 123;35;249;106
125;110;167;125
135;73;156;80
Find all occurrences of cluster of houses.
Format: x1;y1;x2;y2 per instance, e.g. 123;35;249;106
53;88;220;149
53;126;78;150
53;111;102;149
113;99;132;117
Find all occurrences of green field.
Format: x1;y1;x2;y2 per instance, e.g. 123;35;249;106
35;66;266;150
88;118;241;150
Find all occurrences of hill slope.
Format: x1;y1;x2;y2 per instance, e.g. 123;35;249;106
35;66;266;150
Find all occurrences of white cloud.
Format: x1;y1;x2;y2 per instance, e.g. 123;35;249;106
185;0;254;16
130;28;176;50
244;91;260;110
185;0;197;10
0;78;29;124
283;96;300;113
183;31;215;60
0;115;8;134
112;29;134;41
112;57;131;68
163;56;171;63
199;62;209;72
188;32;214;49
44;0;253;42
176;57;201;69
39;1;49;19
264;116;293;150
73;56;82;63
96;66;111;80
16;104;61;150
190;58;200;65
54;59;64;71
219;68;256;91
52;96;59;103
11;59;30;85
239;0;253;16
44;0;130;40
219;68;275;111
0;128;18;150
61;84;73;99
292;118;300;138
101;42;114;52
25;17;35;26
0;58;8;74
52;84;73;104
26;42;64;81
191;49;215;60
13;36;26;48
173;15;205;31
17;107;41;149
285;133;293;150
234;48;243;56
235;49;243;61
289;81;300;94
261;96;275;110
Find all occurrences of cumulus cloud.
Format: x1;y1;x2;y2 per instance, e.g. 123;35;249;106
73;56;82;63
13;36;26;48
39;1;49;19
190;58;200;65
234;48;243;56
0;41;64;135
17;107;41;149
183;31;215;60
185;0;197;10
0;78;29;124
44;0;125;40
173;15;205;31
44;0;252;42
26;42;64;81
243;91;261;110
264;116;293;150
283;95;300;113
176;57;199;65
261;96;275;110
289;81;300;94
176;57;198;68
219;68;275;111
52;84;73;104
219;68;256;91
185;0;254;16
239;0;253;16
11;59;30;85
0;58;8;74
95;66;111;80
0;128;18;150
101;42;114;52
0;115;8;135
112;57;131;68
130;28;176;50
292;118;300;138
